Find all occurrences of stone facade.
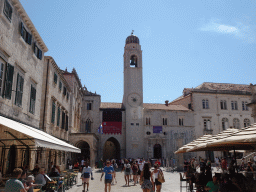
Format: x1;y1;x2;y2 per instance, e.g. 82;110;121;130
171;83;253;159
0;0;48;174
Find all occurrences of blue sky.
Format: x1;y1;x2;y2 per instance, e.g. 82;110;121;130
20;0;256;103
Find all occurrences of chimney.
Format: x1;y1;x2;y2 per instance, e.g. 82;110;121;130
165;100;169;106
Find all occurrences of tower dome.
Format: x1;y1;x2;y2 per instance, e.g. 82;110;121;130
126;31;140;45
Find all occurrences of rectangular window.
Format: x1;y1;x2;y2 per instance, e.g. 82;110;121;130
242;101;248;111
179;118;184;126
163;118;167;125
63;86;67;96
202;99;209;109
59;81;62;91
204;119;211;130
146;118;148;125
131;123;134;125
20;22;32;45
33;43;42;60
136;123;139;126
231;101;238;110
29;85;36;114
15;73;24;107
220;100;227;110
67;92;69;100
61;111;65;129
57;107;61;126
3;0;12;21
87;103;92;110
3;63;14;99
51;101;56;124
54;73;57;84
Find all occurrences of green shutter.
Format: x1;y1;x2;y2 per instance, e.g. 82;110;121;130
15;74;24;107
4;63;14;99
57;107;60;126
51;101;56;123
29;85;36;113
27;33;32;45
65;115;68;131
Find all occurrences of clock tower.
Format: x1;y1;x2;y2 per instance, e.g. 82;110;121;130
123;32;144;158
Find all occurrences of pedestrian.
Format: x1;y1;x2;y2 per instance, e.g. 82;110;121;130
122;159;131;186
132;162;138;186
221;158;227;173
81;162;93;192
199;158;206;174
153;164;164;192
100;161;114;192
112;160;118;184
140;162;153;192
138;159;144;181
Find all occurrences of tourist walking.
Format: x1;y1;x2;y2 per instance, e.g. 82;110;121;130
122;159;131;186
132;162;139;186
112;160;118;184
100;161;114;192
153;164;164;192
140;162;153;192
81;162;93;192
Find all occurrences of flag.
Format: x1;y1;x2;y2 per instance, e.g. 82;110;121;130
98;124;103;134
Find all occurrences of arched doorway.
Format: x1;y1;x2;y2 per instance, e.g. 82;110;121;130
7;145;16;173
103;137;120;161
74;141;90;164
154;144;162;159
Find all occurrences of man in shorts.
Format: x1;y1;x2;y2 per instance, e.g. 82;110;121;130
100;161;114;192
81;162;93;192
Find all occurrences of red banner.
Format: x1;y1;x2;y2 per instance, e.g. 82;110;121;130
103;122;122;134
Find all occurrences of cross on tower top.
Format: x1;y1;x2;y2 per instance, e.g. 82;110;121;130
131;30;134;35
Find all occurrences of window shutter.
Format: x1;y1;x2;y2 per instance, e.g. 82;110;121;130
4;63;14;99
65;115;68;131
27;33;32;45
38;49;42;60
19;75;24;106
62;111;65;129
33;42;36;54
20;22;24;37
15;73;20;105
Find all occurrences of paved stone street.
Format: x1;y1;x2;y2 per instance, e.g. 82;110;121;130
66;168;183;192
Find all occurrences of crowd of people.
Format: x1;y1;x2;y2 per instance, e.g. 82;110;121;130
183;156;256;192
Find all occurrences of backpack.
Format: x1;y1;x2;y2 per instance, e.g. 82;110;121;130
125;164;131;172
114;163;118;169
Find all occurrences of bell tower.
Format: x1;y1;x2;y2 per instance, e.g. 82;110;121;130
123;32;144;158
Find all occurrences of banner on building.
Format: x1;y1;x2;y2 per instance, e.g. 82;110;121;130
153;126;162;133
103;122;122;134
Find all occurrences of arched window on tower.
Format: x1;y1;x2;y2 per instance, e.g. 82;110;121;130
85;119;91;133
244;118;250;127
130;55;137;68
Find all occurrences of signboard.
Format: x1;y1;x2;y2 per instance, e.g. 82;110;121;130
153;126;162;133
103;122;122;134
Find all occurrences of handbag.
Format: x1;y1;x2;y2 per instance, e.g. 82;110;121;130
158;170;165;183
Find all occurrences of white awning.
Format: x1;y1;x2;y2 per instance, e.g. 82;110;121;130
0;116;81;153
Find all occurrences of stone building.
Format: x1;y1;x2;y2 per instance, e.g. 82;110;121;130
63;69;100;167
74;34;195;167
39;56;72;171
0;0;80;174
170;82;253;160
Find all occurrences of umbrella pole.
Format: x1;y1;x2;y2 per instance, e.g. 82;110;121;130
233;147;238;174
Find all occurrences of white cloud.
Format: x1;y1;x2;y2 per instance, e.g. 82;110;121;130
199;19;255;43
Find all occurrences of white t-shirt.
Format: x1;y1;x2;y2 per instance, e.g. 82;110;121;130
124;164;131;172
138;162;144;171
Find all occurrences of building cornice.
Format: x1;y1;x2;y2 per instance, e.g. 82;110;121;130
12;0;48;52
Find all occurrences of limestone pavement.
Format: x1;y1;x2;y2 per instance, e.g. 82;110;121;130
66;168;181;192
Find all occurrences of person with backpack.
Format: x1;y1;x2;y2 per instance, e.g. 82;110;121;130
81;162;93;192
122;159;131;186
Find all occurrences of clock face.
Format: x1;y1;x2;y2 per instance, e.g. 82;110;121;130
127;93;141;107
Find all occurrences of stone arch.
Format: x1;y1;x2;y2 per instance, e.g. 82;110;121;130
103;137;120;161
73;140;91;165
130;54;138;67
